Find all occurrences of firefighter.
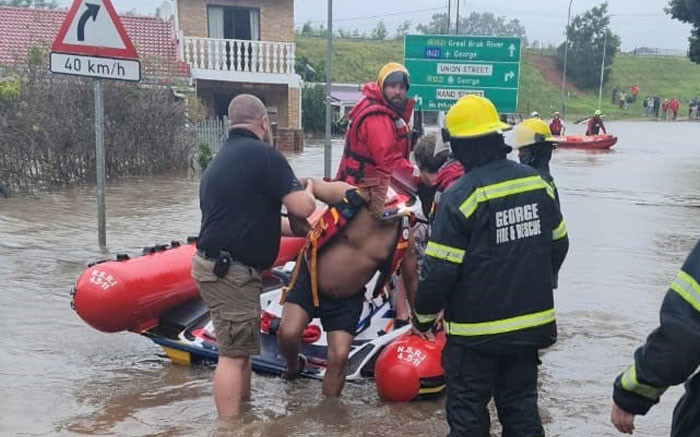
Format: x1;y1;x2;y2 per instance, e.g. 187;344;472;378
511;118;561;205
611;237;700;436
412;95;569;436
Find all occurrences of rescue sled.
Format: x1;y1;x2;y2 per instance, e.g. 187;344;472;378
71;237;446;395
552;134;617;150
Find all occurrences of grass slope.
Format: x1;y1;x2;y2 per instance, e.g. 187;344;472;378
296;36;700;121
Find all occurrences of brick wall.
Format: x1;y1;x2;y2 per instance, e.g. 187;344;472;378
177;0;293;42
275;128;303;152
288;86;300;129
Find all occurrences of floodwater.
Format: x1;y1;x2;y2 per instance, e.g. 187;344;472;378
1;121;699;436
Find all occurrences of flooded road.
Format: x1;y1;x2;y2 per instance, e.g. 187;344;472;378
1;121;699;436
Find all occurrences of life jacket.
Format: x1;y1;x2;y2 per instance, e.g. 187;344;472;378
335;83;414;185
281;188;413;307
549;118;563;135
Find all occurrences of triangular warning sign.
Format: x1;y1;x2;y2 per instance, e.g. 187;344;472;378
52;0;138;60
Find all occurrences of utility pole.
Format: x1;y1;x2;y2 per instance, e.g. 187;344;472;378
324;0;333;178
560;0;574;118
597;29;608;110
447;0;451;34
455;0;460;34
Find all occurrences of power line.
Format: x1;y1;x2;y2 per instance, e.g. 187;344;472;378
305;6;446;25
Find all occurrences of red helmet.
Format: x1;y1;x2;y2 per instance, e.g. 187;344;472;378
374;331;446;402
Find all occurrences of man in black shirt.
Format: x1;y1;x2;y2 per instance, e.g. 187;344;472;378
192;94;315;419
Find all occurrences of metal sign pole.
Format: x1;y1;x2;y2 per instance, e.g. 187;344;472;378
94;78;106;249
324;0;333;178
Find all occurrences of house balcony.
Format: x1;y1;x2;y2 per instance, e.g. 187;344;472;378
180;36;299;86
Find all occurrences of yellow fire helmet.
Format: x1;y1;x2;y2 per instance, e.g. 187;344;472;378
444;95;511;139
377;62;410;90
511;117;556;149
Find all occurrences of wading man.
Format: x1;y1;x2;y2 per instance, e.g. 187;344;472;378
413;95;569;437
277;176;418;396
192;94;315;419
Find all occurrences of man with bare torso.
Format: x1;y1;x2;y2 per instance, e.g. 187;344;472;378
277;177;418;396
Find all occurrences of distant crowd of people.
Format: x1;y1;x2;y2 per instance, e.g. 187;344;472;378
612;84;698;121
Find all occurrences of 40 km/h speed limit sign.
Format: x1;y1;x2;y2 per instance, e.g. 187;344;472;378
50;0;141;81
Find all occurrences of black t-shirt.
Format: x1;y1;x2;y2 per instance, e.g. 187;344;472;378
196;128;302;269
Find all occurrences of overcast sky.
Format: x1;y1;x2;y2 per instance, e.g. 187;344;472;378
55;0;692;51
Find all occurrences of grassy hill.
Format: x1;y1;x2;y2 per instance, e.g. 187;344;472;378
296;36;700;120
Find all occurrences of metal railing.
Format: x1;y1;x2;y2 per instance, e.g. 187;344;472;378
196;116;228;153
182;37;295;75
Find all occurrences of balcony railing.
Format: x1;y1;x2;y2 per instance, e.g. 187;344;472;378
182;37;295;76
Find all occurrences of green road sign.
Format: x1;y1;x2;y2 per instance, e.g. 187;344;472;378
404;34;521;113
404;59;519;89
404;35;521;62
410;85;518;113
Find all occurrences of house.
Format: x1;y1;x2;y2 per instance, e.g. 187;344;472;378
172;0;302;150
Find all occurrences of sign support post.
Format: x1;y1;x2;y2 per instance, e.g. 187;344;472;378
50;0;141;249
94;78;106;249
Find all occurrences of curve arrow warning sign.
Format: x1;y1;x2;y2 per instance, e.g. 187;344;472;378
51;0;138;60
50;0;140;81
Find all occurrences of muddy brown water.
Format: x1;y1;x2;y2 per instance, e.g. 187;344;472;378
1;121;699;436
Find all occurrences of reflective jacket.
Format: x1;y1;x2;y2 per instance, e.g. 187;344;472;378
586;117;607;135
335;82;415;185
613;238;700;437
414;158;569;352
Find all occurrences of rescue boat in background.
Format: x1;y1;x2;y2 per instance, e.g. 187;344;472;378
71;236;445;401
553;134;618;150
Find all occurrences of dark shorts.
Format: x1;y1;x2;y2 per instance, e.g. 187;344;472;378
191;254;262;358
285;259;364;335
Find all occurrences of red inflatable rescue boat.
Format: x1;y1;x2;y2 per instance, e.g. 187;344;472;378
553;134;617;150
71;236;305;333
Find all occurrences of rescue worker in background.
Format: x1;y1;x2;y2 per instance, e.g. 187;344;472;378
549;111;566;135
530;110;540;119
336;62;416;213
412;95;569;437
586;109;607;135
611;237;700;436
512;118;561;205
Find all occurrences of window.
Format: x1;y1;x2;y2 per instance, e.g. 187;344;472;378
207;6;260;41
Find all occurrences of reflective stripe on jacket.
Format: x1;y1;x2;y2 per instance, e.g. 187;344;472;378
414;158;569;352
613;237;700;436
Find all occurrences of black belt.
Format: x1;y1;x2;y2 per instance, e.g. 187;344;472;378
196;249;232;262
196;250;260;272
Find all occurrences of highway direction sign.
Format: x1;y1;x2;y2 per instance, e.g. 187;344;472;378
404;34;521;113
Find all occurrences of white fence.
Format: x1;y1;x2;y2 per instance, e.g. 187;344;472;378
182;37;295;75
196;117;228;153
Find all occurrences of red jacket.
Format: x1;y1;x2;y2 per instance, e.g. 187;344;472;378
549;118;564;135
335;82;415;185
586;117;607;135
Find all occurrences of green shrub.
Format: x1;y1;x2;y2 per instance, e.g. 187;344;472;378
196;142;213;172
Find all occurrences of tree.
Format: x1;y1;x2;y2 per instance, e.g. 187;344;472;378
666;0;700;63
370;20;388;40
416;12;527;44
299;21;314;37
0;0;58;8
394;21;412;40
555;2;620;89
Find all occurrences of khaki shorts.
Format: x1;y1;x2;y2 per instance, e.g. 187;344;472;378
191;254;262;358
